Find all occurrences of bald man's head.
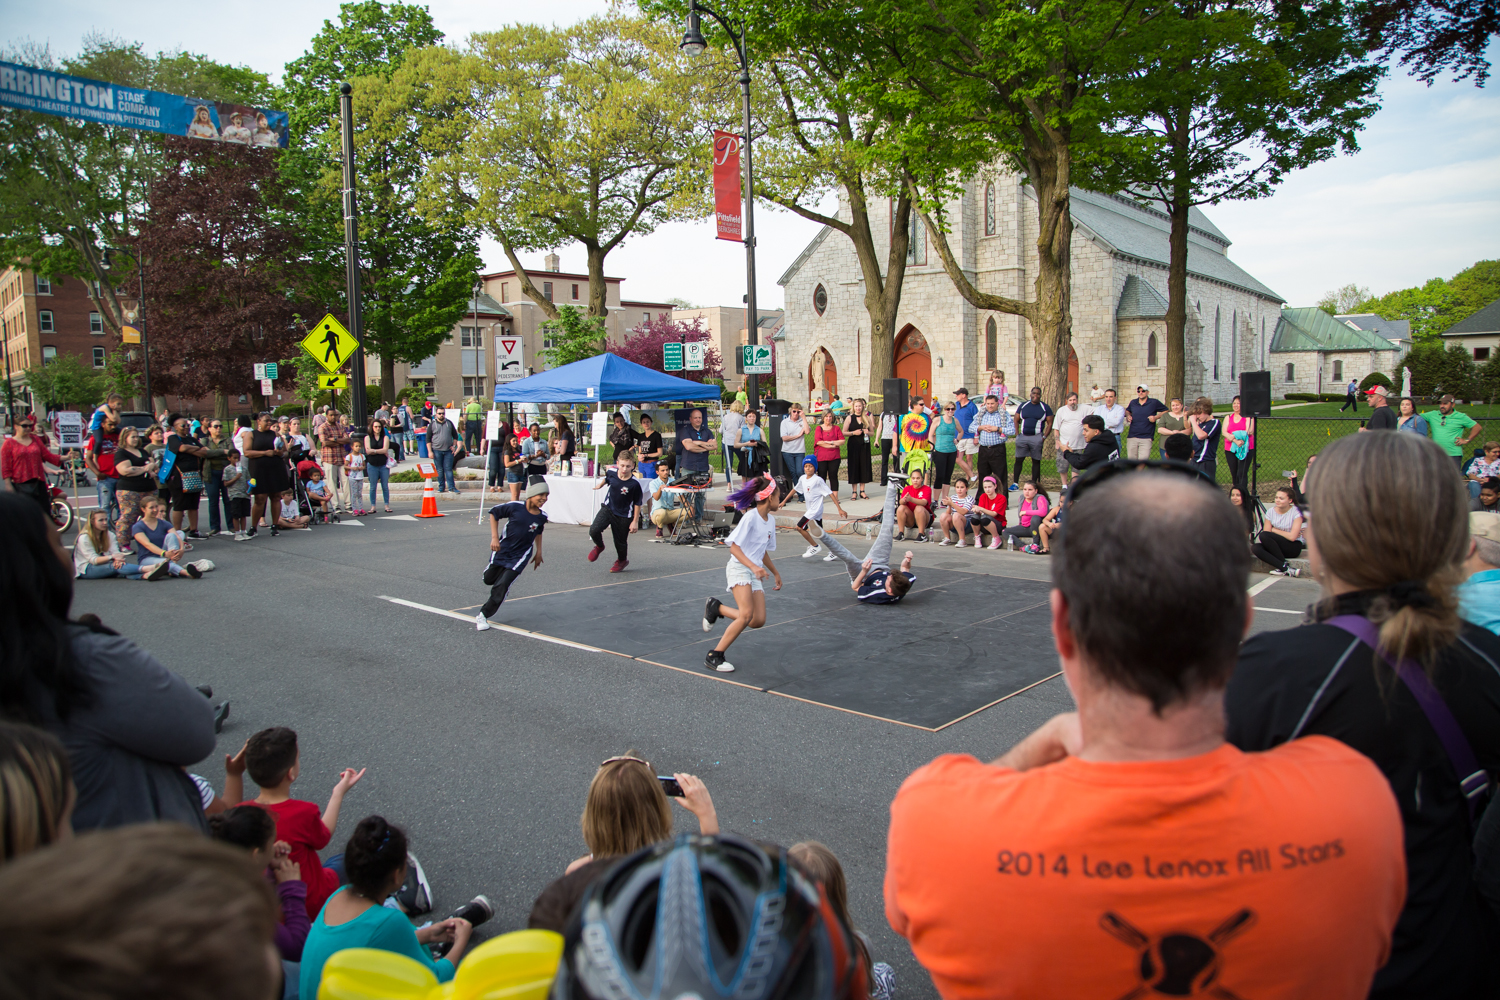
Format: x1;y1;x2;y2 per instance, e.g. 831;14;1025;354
1053;472;1249;712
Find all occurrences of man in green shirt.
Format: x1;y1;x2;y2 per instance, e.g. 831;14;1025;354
464;398;484;453
1423;394;1483;471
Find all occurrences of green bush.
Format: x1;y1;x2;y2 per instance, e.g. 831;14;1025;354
273;403;306;417
1358;372;1392;392
1282;392;1319;401
391;468;423;483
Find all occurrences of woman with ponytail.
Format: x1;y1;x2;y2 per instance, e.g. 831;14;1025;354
700;474;786;673
1227;431;1500;999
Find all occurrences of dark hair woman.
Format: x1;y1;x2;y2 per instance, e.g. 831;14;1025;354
209;804;311;962
1227;431;1500;999
0;492;215;832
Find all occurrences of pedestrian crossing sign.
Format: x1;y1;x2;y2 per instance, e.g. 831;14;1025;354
317;374;349;389
301;314;359;375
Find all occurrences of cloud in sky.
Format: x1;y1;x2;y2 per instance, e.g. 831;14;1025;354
7;2;1495;311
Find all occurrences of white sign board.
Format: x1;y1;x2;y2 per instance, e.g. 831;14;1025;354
253;363;266;380
485;409;502;441
494;335;525;383
57;411;83;447
446;408;462;429
260;378;274;397
684;341;706;371
591;410;610;445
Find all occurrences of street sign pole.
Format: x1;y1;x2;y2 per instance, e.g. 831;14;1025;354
339;83;368;434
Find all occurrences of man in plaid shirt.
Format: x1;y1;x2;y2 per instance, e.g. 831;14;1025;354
970;394;1015;491
318;414;352;511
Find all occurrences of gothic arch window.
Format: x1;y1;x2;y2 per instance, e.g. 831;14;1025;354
1261;317;1266;367
984;183;996;235
906;212;927;266
1147;332;1158;368
1213;306;1221;382
985;316;997;369
1230;309;1238;379
813;284;828;316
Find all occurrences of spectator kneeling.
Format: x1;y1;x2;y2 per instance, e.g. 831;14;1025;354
885;466;1406;999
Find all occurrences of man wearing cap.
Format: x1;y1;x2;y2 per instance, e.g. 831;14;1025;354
1123;384;1167;460
952;388;979;483
1360;385;1398;431
475;479;549;631
1423;394;1482;471
1459;512;1500;634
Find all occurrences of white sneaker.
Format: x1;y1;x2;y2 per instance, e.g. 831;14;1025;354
937;538;953;546
823;551;838;561
956;539;968;547
802;544;821;559
474;612;492;631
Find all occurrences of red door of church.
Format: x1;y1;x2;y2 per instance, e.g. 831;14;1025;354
1067;348;1079;398
895;327;931;402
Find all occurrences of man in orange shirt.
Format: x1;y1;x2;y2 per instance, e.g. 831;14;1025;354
885;467;1406;1000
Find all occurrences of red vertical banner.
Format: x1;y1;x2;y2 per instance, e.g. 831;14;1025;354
713;129;742;242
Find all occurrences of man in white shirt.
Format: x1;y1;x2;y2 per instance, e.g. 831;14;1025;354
1095;388;1126;442
780;404;808;482
1052;391;1091;486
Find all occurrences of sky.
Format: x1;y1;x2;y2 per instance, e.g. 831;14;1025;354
6;1;1496;310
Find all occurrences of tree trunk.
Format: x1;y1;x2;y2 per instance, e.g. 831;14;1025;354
1164;200;1190;402
214;390;229;422
499;232;559;321
584;243;610;321
1027;144;1073;408
381;355;397;405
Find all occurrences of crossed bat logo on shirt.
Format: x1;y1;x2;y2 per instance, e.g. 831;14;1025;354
1100;908;1256;1000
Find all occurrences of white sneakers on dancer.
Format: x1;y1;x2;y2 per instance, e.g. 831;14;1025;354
474;613;491;631
802;544;822;559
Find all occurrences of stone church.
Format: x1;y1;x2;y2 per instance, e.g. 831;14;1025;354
775;172;1284;407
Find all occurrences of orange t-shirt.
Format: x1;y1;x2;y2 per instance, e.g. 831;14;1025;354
885;738;1405;1000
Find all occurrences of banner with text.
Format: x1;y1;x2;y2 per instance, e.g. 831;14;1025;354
0;60;289;148
712;129;742;242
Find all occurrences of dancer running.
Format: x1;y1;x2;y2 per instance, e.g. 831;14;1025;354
701;474;785;673
474;480;548;631
792;456;848;561
812;473;916;605
587;454;643;573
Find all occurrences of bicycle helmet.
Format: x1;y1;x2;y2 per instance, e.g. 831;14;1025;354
551;834;868;1000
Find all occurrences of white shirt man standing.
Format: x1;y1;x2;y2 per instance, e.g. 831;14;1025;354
1095;388;1126;441
1052;391;1090;486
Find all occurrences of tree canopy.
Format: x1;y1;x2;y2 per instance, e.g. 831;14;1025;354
1329;260;1500;339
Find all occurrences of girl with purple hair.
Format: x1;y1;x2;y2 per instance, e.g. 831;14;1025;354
700;474;786;673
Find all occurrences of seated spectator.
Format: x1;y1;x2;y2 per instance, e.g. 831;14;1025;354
1060;413;1118;472
1031;496;1061;554
1227;485;1257;539
1228;430;1500;998
1162;431;1193;462
646;453;684;537
935;476;975;545
276;495;311;530
968;475;1006;549
886;466;1406;999
1251;486;1304;576
132;495;200;580
0;721;74;861
790;841;894;1000
552;835;869;1000
1458;512;1500;634
894;468;932;540
1002;480;1049;549
303;466;333;517
0;825;280;1000
209;804;310;962
74;510;144;580
300;816;476;998
226;726;365;919
0;493;216;831
1470;476;1500;513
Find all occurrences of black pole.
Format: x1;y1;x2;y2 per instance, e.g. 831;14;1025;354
137;264;152;410
339;83;368;433
2;324;13;421
738;29;759;413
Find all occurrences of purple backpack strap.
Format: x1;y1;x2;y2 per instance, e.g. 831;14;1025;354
1325;615;1490;823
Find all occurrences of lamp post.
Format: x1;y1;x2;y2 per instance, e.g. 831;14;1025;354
680;0;760;412
471;279;482;408
103;247;152;411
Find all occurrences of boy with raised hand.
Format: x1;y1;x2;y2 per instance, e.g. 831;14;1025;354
815;471;916;604
791;456;848;561
225;727;365;919
586;453;643;573
475;479;549;631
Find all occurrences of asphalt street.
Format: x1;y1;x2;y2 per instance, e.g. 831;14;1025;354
69;494;1318;996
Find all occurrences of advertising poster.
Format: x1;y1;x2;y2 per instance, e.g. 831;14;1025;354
712;130;741;242
0;60;289;148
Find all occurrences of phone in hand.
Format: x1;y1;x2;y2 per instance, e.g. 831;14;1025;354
658;775;684;797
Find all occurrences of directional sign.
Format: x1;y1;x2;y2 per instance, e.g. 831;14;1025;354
300;314;359;375
684;341;705;371
495;335;524;383
663;342;684;372
740;343;772;375
253;362;280;381
318;374;349;389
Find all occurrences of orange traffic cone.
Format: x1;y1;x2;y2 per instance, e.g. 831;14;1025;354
416;476;444;518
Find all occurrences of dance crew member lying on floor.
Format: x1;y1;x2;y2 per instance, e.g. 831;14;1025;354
815;474;916;604
587;455;643;573
793;457;848;561
701;475;785;673
475;479;548;631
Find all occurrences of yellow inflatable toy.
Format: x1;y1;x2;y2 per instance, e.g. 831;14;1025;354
318;928;563;1000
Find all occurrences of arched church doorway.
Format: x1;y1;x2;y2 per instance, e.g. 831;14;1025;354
895;326;931;402
807;347;837;403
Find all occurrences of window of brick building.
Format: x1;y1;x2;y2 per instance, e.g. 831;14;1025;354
39;310;53;332
42;346;57;365
93;346;106;368
90;312;103;333
35;277;51;294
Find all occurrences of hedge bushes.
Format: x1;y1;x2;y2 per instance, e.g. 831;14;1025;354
1359;372;1393;392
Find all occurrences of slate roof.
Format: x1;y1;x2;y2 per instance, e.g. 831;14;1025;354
467;292;511;318
1270;307;1400;353
1441;298;1500;337
1336;313;1412;343
1116;275;1170;320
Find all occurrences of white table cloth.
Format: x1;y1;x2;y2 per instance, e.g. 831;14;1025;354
541;475;605;525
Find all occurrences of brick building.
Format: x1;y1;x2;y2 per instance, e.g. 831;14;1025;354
2;267;111;418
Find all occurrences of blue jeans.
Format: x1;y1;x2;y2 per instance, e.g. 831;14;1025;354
368;463;390;505
80;561;144;579
205;467;230;533
96;476;119;524
434;449;456;492
783;452;806;481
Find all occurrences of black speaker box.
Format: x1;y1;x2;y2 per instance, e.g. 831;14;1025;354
882;377;909;415
1239;371;1272;417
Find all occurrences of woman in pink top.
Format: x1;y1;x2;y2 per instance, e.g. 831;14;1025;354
813;408;845;495
1002;480;1050;550
1222;395;1256;491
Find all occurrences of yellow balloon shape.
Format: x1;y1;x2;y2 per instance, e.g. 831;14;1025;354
316;931;564;1000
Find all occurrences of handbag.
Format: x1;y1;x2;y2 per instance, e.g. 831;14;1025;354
178;469;204;492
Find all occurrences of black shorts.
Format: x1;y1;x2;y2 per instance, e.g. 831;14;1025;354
229;497;251;518
796;515;823;529
170;487;202;512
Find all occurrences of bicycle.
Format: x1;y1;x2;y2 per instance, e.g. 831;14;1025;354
48;483;75;533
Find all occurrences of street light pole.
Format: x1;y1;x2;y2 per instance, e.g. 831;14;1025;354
104;247;152;411
339;82;368;432
681;0;759;412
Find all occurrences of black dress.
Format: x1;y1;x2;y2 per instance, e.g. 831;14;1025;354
845;415;872;486
247;429;289;495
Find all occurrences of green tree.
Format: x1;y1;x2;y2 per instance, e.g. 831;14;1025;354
1359;259;1500;341
539;307;608;369
20;354;108;409
1403;341;1476;398
279;2;484;405
1317;282;1375;315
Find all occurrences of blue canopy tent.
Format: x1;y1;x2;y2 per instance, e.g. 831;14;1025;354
492;353;721;404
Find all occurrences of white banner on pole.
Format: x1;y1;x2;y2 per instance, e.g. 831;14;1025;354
57;411;83;447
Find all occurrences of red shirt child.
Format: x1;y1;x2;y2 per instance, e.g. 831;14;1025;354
900;483;932;510
226;727;365;919
971;487;1007;527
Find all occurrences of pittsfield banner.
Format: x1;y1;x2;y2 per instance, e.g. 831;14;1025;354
712;129;742;242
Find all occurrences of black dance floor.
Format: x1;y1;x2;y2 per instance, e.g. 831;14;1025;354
487;565;1060;730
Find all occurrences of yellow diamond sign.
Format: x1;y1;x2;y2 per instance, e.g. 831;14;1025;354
318;374;350;389
301;314;359;375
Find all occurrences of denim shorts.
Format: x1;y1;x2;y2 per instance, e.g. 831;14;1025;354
726;559;764;593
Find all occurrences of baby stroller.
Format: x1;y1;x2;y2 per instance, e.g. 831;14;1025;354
295;459;337;524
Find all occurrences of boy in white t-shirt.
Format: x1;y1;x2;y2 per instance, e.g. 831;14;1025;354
701;473;785;674
791;457;848;561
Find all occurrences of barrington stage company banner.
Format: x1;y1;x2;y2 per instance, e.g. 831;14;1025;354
712;129;742;242
0;60;289;148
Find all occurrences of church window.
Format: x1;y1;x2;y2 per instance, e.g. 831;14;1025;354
906;212;927;266
1147;333;1158;368
1213;307;1221;381
1230;309;1237;379
813;284;828;316
985;317;997;369
1285;363;1295;383
984;184;996;235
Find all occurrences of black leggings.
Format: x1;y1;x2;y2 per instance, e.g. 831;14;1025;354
1225;451;1249;491
932;450;957;488
818;458;840;492
1252;530;1303;571
481;563;523;617
590;505;632;561
1013;455;1042;488
880;438;893;485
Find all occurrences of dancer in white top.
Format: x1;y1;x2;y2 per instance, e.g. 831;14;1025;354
701;474;784;673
